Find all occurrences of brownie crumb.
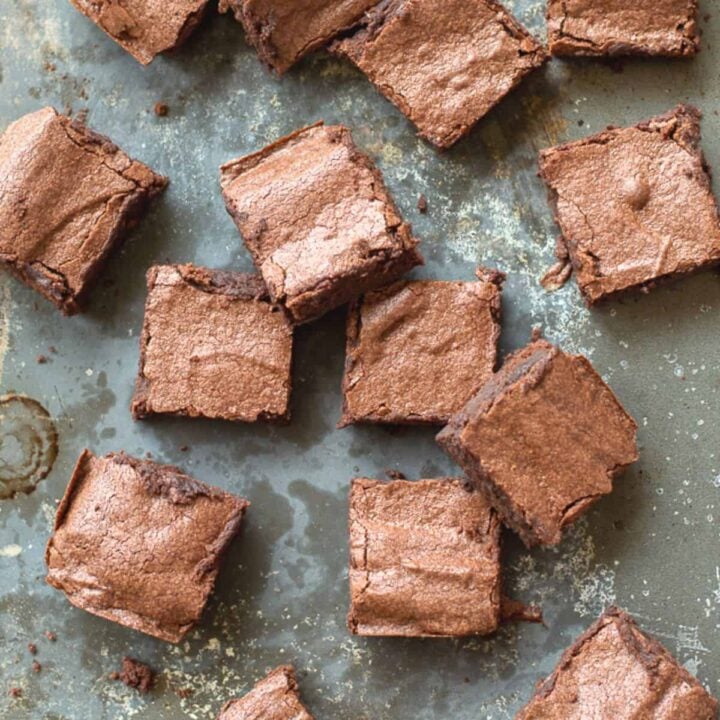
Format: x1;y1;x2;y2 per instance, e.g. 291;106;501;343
37;354;48;364
385;469;407;480
179;445;190;452
113;657;155;693
417;194;428;213
176;687;194;699
154;102;169;117
48;345;58;354
32;661;42;674
27;643;37;655
44;631;57;642
9;687;22;698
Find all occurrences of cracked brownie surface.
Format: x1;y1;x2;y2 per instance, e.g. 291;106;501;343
218;0;379;74
516;607;719;719
131;264;293;423
547;0;699;57
437;338;638;548
331;0;547;148
69;0;210;65
45;450;248;643
539;105;720;305
348;477;501;637
340;271;503;426
0;107;166;314
220;122;422;325
217;666;314;719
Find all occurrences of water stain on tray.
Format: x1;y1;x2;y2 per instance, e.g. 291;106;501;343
0;394;58;499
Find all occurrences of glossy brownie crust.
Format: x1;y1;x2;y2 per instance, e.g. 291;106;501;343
217;665;314;719
437;338;638;548
340;270;503;426
45;450;248;643
220;123;422;325
69;0;210;65
348;477;501;637
516;607;719;719
332;0;546;148
218;0;379;74
132;264;293;423
547;0;699;57
539;105;720;305
0;107;166;314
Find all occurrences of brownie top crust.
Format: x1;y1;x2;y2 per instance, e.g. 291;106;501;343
0;107;167;314
220;123;422;324
132;264;293;423
437;339;638;547
340;272;503;425
348;477;501;636
547;0;699;57
69;0;210;64
539;105;720;305
45;450;248;643
217;665;314;720
218;0;380;74
332;0;547;148
516;607;719;719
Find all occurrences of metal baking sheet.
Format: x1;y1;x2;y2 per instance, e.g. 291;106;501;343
1;0;719;717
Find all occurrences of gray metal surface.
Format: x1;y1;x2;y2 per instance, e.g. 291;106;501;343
1;0;720;717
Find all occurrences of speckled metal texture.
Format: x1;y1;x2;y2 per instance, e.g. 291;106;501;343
1;1;719;718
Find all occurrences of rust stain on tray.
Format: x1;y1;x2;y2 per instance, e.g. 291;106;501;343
0;394;58;499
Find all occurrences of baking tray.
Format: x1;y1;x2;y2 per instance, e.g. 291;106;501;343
1;0;719;717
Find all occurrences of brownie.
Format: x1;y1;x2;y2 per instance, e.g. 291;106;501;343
217;666;314;720
516;607;719;719
348;477;501;636
339;270;504;426
131;264;293;423
547;0;699;57
539;105;720;305
220;122;422;324
45;450;248;643
0;107;166;314
436;338;638;548
331;0;547;149
218;0;380;74
68;0;210;65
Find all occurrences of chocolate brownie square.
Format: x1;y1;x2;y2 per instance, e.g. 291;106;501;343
516;607;719;719
539;105;720;305
45;450;248;643
69;0;210;65
547;0;699;57
218;0;380;74
0;107;166;314
217;666;314;719
437;338;638;548
348;477;501;636
331;0;547;149
132;264;293;423
339;270;503;426
220;122;422;324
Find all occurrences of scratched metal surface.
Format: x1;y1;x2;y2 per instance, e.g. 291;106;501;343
1;1;720;718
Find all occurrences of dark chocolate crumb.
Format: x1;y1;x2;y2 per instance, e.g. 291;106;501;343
179;445;189;452
37;355;48;365
45;631;57;642
145;451;153;459
385;469;407;480
176;687;194;699
9;687;22;698
154;102;169;117
114;657;155;694
32;661;42;674
417;194;428;214
28;643;37;655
